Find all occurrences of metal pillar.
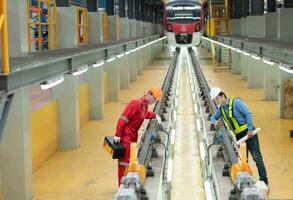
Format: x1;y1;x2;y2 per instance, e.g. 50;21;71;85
56;0;70;6
0;87;32;200
85;66;104;119
52;75;80;149
141;0;145;21
135;0;140;20
87;0;97;12
106;0;114;15
128;0;134;19
251;0;264;15
119;0;126;17
284;0;293;8
243;0;249;16
149;6;153;22
232;0;243;18
267;0;276;12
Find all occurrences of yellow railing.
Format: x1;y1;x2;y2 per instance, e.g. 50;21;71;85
76;7;88;46
101;11;109;42
0;0;10;73
207;0;230;37
27;0;57;53
117;16;121;40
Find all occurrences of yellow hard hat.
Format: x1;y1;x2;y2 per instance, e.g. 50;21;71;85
149;86;162;100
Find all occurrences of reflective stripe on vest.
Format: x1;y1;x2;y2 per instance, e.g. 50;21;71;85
220;98;248;134
119;115;129;123
119;161;129;167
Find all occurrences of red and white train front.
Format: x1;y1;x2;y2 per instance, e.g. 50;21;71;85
165;0;203;47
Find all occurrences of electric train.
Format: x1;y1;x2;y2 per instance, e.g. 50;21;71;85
164;0;203;47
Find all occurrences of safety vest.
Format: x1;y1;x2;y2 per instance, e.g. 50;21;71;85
220;98;248;134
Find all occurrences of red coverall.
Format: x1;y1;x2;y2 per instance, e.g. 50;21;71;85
115;96;156;186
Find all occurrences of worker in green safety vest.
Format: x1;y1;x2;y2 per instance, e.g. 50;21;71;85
209;87;269;186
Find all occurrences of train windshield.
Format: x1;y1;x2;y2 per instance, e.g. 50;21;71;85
166;4;201;24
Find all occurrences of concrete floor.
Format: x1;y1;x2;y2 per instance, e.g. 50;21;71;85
32;49;170;200
197;47;293;200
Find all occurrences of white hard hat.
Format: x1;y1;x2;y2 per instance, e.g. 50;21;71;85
210;87;223;100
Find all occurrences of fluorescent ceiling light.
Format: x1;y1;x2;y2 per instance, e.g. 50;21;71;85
279;64;293;74
204;181;213;200
93;61;104;68
170;129;175;145
125;51;131;55
251;54;261;60
236;49;242;53
106;56;116;63
116;53;124;58
243;51;251;56
40;75;64;90
196;118;201;132
199;141;205;161
131;49;136;53
72;66;88;76
167;158;173;182
262;58;274;65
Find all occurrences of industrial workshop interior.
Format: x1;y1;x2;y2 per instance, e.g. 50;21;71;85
0;0;293;199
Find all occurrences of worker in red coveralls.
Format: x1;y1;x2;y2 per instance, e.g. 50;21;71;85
113;86;163;186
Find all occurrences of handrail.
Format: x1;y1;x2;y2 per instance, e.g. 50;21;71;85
27;0;57;52
0;0;10;73
76;6;88;46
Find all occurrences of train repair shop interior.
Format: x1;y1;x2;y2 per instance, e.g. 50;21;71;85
0;0;293;200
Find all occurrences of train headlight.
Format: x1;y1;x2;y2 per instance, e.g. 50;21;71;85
195;23;200;31
167;24;172;32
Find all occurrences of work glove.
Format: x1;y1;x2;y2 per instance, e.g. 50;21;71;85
113;136;121;143
156;114;162;125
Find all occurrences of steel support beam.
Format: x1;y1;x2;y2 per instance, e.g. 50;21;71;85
87;0;97;12
56;0;70;6
127;0;134;19
119;0;126;17
267;0;276;12
243;0;249;16
106;0;114;15
135;0;140;20
251;0;264;15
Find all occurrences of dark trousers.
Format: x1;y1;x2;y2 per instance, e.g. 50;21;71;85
236;131;268;184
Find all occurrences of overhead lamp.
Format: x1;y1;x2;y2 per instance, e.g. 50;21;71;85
196;118;201;132
131;49;136;53
262;58;275;65
251;54;261;60
125;51;131;55
199;141;205;161
167;158;173;183
106;56;116;63
243;51;251;56
40;75;64;90
279;64;293;74
116;53;124;58
204;181;213;200
72;65;88;76
93;61;104;68
170;129;175;145
236;49;242;53
230;47;237;51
